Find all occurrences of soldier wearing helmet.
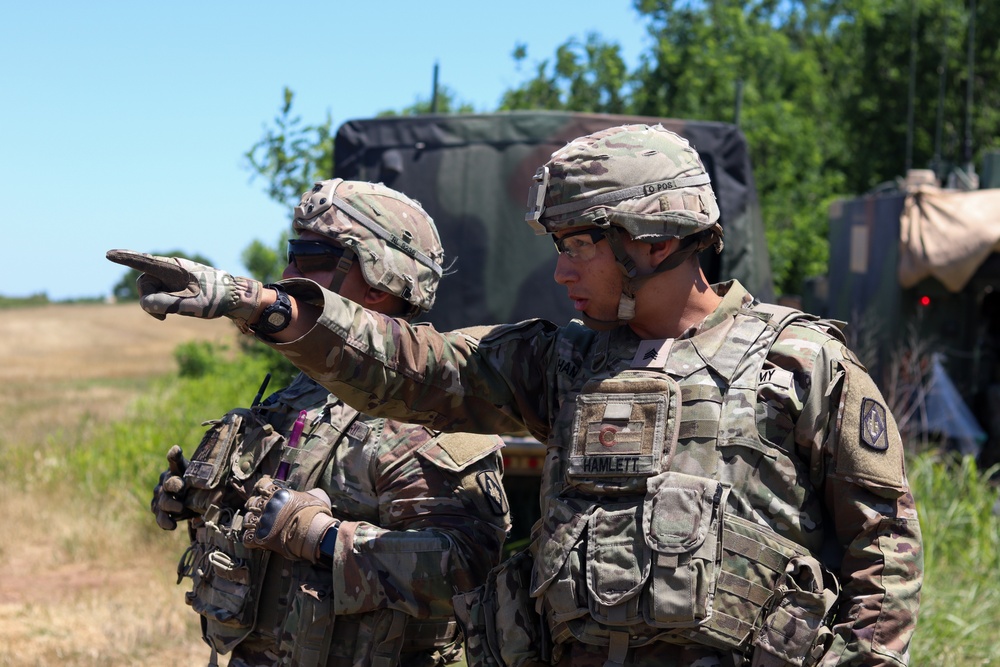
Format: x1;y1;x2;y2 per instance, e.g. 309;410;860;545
141;179;510;667
122;125;922;667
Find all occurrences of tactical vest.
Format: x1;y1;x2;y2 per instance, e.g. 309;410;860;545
177;376;459;667
531;305;840;665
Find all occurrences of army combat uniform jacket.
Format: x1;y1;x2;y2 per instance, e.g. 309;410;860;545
270;278;923;667
180;372;510;667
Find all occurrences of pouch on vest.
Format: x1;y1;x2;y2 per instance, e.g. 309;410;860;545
181;409;282;655
182;511;270;654
280;580;334;667
751;555;840;667
183;408;283;513
567;374;680;494
642;471;726;629
453;550;549;667
586;501;649;627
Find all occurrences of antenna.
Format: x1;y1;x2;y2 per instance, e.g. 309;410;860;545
431;62;440;114
963;0;976;173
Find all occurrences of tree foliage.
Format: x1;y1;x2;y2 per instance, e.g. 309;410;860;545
501;0;999;295
245;87;335;210
244;1;1000;296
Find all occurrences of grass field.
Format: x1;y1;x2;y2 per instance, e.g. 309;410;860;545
0;303;237;666
1;302;998;666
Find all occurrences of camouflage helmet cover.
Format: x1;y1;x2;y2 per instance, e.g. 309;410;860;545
293;179;444;313
526;124;721;243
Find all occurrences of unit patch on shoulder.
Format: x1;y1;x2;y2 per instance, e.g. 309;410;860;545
477;471;509;516
860;397;889;450
833;358;905;490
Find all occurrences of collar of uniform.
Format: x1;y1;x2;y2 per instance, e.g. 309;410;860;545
687;280;756;381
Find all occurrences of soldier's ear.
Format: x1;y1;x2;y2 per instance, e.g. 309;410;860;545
646;238;678;268
363;286;409;316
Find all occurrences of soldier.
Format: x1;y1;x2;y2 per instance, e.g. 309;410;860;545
145;180;511;667
119;124;923;666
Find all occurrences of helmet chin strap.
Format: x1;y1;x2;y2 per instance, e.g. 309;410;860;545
320;247;357;293
577;228;705;332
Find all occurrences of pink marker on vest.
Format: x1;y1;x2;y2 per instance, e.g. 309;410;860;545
275;410;309;481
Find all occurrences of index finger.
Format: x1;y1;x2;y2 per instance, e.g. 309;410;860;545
105;249;190;292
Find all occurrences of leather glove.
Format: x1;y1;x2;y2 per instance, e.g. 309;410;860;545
242;477;338;562
105;249;262;324
150;445;195;530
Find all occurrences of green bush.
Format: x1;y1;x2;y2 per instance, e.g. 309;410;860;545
174;340;226;378
65;350;274;505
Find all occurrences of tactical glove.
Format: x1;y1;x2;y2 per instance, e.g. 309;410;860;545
105;249;263;325
150;445;195;530
242;477;338;562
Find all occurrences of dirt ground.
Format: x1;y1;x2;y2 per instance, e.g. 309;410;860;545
0;303;239;666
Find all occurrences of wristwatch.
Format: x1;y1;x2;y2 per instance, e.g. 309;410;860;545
249;285;293;336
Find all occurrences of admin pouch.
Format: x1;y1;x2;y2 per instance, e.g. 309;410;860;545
176;406;285;653
453;549;549;667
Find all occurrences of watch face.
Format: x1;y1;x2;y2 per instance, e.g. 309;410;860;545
267;312;287;327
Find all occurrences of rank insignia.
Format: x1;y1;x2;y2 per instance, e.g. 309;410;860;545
860;397;889;450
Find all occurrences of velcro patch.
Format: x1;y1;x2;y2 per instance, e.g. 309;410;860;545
346;421;371;443
834;359;905;489
758;367;794;390
632;339;673;368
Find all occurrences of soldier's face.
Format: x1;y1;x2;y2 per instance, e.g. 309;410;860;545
552;226;625;321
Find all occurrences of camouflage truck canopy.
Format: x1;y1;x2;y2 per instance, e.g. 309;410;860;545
333;111;774;331
819;182;1000;460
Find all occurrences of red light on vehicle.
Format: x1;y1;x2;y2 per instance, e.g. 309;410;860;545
919;295;931;307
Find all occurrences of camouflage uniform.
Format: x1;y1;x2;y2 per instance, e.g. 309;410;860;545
157;179;511;667
131;128;920;666
179;371;509;667
261;126;921;667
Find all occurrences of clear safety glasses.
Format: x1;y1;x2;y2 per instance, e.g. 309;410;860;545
552;228;606;261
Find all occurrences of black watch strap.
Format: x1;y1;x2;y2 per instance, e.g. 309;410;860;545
250;285;293;336
317;523;339;566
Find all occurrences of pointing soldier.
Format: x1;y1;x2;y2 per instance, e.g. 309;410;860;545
141;180;510;667
119;124;922;666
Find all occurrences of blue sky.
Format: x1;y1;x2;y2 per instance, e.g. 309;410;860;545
0;1;649;300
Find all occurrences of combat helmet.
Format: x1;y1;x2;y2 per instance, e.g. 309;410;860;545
293;179;444;316
524;124;724;329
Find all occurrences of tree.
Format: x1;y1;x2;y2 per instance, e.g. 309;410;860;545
499;35;630;113
245;87;335;210
376;84;475;117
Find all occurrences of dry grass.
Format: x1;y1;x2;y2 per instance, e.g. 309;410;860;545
0;303;239;666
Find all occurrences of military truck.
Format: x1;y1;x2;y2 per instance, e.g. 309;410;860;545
807;165;1000;463
331;111;775;543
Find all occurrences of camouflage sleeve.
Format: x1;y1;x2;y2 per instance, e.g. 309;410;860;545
274;278;559;440
797;337;923;667
328;426;510;619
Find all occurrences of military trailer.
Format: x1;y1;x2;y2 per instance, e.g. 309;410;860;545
813;169;1000;462
332;111;774;543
